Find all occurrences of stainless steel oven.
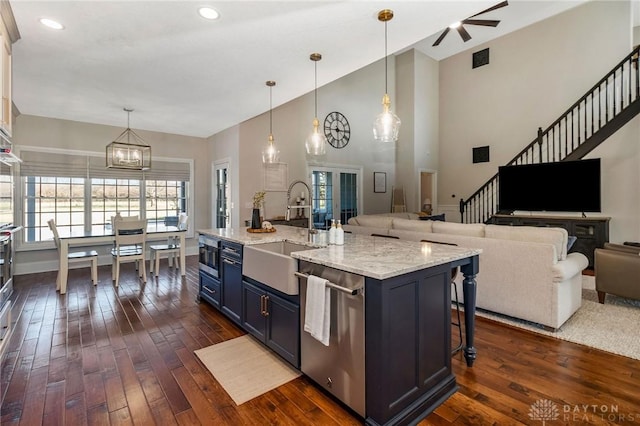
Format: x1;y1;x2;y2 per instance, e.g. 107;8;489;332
198;234;220;278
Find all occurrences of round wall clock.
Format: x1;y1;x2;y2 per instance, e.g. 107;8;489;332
324;111;351;149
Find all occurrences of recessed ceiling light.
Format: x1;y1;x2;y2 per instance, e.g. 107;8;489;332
39;18;64;30
448;21;461;29
198;7;220;20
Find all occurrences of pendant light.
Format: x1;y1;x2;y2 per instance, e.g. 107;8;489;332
106;108;151;170
373;9;401;143
305;53;327;156
262;80;280;164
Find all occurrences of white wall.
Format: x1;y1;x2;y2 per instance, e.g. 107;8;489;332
11;114;209;273
438;0;636;241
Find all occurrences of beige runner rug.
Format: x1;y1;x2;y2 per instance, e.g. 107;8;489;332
194;334;301;405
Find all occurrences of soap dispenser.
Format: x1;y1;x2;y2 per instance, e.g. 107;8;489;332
329;219;337;244
336;220;344;245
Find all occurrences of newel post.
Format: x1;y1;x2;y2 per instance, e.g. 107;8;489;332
537;127;543;161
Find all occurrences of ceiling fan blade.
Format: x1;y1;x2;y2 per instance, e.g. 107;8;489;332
457;25;472;42
463;19;501;27
469;1;509;18
432;27;451;47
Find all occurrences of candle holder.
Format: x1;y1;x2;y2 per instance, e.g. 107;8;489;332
300;195;306;219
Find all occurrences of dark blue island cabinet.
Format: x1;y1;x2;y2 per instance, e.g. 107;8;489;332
242;278;300;368
364;257;479;426
220;241;243;326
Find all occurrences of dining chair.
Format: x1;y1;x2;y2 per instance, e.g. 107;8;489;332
149;214;188;277
111;218;147;287
48;219;99;286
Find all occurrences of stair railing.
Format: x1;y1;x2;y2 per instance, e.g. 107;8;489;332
460;45;640;223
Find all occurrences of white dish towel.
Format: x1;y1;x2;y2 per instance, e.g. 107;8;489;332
303;275;331;346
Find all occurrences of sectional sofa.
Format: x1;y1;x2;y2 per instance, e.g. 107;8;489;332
344;215;589;330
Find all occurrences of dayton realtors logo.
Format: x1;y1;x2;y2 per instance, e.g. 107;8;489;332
529;399;639;423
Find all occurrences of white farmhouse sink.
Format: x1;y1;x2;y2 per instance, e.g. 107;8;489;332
242;241;318;295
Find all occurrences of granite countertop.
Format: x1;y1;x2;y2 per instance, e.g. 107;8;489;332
198;225;481;280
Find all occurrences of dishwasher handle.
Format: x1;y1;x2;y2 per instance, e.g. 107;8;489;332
294;272;361;295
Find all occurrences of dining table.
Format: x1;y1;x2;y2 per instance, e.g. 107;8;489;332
56;224;186;294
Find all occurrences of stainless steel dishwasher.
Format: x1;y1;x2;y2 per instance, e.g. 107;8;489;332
298;260;365;417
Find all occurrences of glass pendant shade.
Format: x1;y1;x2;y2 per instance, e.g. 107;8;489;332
106;108;151;170
262;134;280;163
373;93;401;143
262;81;280;164
305;117;327;156
373;9;401;143
306;53;326;156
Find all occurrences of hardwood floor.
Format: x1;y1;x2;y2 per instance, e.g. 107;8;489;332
2;256;639;425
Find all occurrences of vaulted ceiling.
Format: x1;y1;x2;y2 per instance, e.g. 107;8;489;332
9;1;606;138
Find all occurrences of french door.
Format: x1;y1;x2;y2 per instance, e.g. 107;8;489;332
310;167;360;230
213;160;230;228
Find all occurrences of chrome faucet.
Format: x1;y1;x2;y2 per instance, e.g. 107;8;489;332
286;180;316;235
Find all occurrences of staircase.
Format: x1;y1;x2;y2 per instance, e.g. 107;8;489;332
460;45;640;224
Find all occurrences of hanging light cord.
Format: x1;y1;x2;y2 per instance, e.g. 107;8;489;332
269;85;273;135
384;19;388;94
314;60;318;117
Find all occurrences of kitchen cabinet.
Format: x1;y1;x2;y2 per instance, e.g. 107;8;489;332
242;279;300;368
220;241;243;325
199;269;220;308
1;32;10;137
0;5;19;138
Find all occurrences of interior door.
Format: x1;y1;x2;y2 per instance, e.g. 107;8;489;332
214;161;229;228
311;168;359;230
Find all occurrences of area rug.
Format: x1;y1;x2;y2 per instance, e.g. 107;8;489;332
474;276;640;360
194;334;301;405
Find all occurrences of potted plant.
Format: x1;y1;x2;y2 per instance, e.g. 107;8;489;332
251;191;265;229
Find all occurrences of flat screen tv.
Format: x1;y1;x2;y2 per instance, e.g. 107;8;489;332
498;158;601;213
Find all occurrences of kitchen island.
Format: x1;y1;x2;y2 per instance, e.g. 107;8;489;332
197;225;481;425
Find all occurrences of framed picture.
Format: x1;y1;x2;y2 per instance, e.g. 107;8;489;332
374;172;386;193
264;162;288;191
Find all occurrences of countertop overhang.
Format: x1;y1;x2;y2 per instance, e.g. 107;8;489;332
198;225;482;280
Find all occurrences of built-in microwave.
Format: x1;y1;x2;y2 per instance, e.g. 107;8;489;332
198;235;220;278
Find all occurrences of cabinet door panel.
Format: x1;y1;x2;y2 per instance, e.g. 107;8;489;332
242;281;266;341
266;292;300;367
221;257;242;325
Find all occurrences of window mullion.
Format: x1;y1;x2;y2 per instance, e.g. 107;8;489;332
84;177;92;233
140;180;146;220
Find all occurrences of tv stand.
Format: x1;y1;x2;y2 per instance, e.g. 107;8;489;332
489;214;610;269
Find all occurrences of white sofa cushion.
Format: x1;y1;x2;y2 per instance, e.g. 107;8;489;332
392;218;433;233
432;221;485;237
348;215;393;228
485;224;568;261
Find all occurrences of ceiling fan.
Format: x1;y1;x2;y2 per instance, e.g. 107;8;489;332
432;1;509;47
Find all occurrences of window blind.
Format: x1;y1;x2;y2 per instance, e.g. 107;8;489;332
20;149;190;182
